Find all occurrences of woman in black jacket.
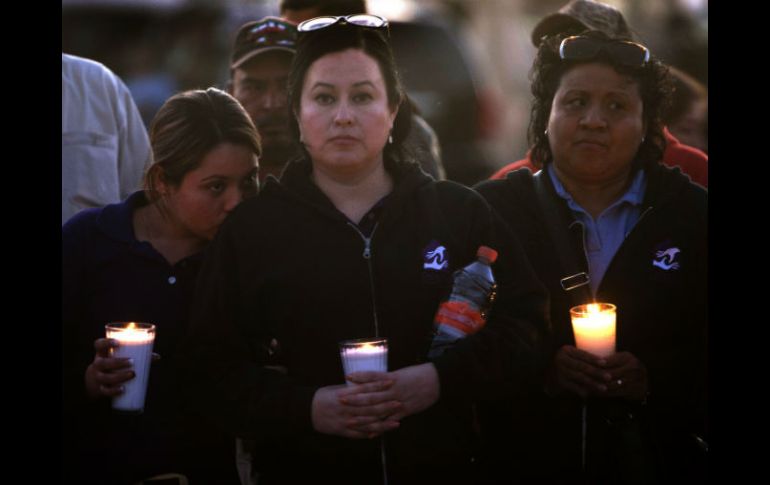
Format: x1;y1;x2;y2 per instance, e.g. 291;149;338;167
476;31;707;483
177;15;548;484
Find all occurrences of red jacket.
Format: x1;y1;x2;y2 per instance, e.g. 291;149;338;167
490;128;708;188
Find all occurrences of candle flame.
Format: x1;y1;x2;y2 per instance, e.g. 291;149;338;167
587;303;601;314
346;342;385;354
127;322;137;329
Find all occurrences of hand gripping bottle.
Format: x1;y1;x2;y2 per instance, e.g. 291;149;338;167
428;246;498;359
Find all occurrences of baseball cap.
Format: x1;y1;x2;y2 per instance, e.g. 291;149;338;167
231;16;297;69
530;0;632;47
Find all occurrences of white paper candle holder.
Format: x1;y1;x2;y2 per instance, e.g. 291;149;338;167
105;322;156;412
570;303;616;358
339;338;388;385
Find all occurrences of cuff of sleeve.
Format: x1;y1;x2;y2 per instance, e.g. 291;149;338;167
291;385;320;434
430;347;468;401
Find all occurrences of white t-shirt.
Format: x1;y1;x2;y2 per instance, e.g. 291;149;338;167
62;53;152;225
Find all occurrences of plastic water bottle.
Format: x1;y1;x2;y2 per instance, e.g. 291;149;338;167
428;246;498;359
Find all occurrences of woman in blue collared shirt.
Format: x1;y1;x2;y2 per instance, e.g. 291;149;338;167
476;31;707;483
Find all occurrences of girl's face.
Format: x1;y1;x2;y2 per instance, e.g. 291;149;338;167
160;142;258;240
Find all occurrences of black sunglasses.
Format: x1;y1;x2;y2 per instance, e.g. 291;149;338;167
559;35;650;68
297;14;389;35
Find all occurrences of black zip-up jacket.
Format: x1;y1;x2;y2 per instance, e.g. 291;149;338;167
475;165;708;482
176;158;548;484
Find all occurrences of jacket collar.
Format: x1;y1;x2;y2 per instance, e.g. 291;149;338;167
263;155;433;224
642;162;699;209
510;163;697;216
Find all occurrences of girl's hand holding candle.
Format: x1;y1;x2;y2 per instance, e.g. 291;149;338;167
84;337;136;399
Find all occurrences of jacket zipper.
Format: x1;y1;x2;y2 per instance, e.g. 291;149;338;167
347;221;381;338
347;221;390;485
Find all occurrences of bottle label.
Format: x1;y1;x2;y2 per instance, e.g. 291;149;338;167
435;301;486;335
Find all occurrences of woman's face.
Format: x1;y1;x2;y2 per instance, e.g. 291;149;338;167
547;62;645;185
669;98;707;153
297;48;397;177
161;142;258;240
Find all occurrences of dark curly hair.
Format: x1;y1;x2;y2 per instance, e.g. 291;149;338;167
528;30;674;172
286;21;413;165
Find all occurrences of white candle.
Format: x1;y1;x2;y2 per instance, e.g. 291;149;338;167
339;338;388;385
570;303;616;358
105;322;156;412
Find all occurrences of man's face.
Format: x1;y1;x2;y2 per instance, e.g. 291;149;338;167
231;51;293;160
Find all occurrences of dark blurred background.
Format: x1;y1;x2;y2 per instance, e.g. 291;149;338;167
63;0;708;186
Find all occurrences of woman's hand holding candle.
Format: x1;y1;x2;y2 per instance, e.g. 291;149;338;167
345;363;440;424
554;302;623;398
599;351;649;401
548;345;612;398
548;347;648;401
311;380;401;438
311;363;441;438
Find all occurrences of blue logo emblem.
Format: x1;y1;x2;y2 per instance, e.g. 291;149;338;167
652;244;681;271
423;241;449;271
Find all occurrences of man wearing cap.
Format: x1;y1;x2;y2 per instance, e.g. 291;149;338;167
488;0;708;189
229;16;298;182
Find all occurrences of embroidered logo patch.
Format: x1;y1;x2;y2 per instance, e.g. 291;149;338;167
423;241;449;271
652;245;681;271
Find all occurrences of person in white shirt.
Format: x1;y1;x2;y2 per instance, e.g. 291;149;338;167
62;53;152;224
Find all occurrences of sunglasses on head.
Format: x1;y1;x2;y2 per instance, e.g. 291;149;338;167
297;14;389;34
559;35;650;68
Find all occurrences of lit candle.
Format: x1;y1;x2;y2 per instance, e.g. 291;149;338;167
105;322;156;412
570;303;616;358
339;338;388;385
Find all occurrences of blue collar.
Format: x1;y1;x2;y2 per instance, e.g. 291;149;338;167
95;191;149;244
94;191;206;265
547;165;646;216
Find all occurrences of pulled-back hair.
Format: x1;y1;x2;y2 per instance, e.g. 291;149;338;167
145;87;261;200
529;30;674;172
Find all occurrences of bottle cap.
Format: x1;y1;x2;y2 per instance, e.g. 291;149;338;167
477;246;498;264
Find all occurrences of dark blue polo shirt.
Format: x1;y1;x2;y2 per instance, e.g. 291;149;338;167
62;191;237;484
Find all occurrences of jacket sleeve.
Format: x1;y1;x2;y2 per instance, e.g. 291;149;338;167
429;193;551;402
174;213;318;440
